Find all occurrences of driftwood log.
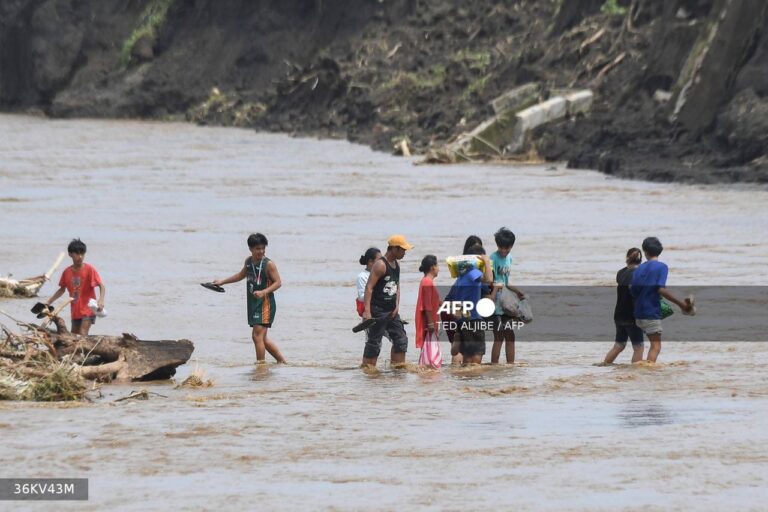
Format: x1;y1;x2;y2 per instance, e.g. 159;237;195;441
2;315;194;382
0;253;66;298
50;317;194;381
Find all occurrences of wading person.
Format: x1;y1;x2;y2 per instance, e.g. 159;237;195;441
415;254;442;369
630;237;693;363
449;244;493;365
46;238;105;335
603;248;645;364
489;227;525;364
356;247;381;317
446;235;489;364
213;233;286;364
362;235;413;367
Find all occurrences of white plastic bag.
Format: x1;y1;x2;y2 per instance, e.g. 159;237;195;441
88;298;107;318
499;287;521;318
517;298;533;324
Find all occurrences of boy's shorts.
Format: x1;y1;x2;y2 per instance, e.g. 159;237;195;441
459;320;486;357
72;316;96;331
364;308;408;358
615;322;644;347
635;319;662;336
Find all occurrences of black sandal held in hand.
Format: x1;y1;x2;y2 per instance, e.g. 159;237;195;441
352;318;377;333
200;282;225;293
31;302;54;318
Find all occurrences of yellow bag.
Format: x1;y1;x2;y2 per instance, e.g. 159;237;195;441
446;255;485;278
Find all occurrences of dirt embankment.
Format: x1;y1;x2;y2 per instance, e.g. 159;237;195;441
1;0;767;184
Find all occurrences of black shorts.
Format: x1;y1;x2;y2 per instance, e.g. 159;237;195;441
615;322;644;347
364;308;408;358
458;320;486;357
72;316;96;330
492;314;518;337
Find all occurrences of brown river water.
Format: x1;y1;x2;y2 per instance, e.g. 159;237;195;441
1;114;768;511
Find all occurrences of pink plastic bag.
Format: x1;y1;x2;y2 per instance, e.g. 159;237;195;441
418;331;443;369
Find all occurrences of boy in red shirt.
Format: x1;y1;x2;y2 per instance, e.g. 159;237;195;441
46;239;106;335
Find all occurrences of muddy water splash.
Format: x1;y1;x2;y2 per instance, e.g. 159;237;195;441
1;115;767;511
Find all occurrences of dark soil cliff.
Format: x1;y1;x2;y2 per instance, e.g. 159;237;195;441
1;0;767;184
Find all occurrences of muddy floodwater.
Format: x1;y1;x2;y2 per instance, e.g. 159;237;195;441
1;114;767;511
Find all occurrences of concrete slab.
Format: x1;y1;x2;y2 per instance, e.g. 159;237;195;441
506;96;567;153
564;90;593;116
490;83;541;115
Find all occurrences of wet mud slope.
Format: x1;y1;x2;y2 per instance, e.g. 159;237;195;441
1;0;767;184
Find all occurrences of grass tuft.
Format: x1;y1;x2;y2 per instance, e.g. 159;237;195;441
119;0;175;68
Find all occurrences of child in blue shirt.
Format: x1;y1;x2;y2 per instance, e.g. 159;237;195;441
489;227;525;364
630;237;693;362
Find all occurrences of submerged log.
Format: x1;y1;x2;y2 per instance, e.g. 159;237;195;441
1;315;194;384
48;317;194;381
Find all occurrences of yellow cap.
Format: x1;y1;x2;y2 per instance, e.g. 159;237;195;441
387;234;413;250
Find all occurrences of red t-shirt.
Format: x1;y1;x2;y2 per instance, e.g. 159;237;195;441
59;263;102;320
415;276;441;349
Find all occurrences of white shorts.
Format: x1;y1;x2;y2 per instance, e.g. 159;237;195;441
636;318;662;336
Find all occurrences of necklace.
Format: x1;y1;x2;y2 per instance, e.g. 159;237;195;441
250;258;265;286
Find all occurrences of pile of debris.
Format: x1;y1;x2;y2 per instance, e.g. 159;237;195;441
0;253;65;298
424;84;594;163
0;312;194;401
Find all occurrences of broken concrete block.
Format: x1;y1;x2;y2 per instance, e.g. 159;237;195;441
506;96;567;153
451;95;570;157
466;109;519;154
490;83;541;115
564;90;593;116
516;96;567;131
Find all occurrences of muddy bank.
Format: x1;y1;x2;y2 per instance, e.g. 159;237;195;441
1;0;767;184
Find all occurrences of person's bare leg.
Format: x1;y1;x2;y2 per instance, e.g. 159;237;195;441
390;346;406;366
450;340;463;365
80;318;93;336
463;354;482;365
491;330;503;364
604;343;625;364
252;325;267;362
71;321;81;335
646;334;661;362
631;344;644;363
361;356;378;367
504;331;515;363
264;333;286;363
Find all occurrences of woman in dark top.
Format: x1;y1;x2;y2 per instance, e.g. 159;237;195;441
603;248;645;364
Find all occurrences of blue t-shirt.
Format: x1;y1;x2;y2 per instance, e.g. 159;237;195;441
446;268;486;320
490;251;513;314
630;260;668;320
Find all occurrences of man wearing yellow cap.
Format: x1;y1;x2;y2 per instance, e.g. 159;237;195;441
362;235;413;367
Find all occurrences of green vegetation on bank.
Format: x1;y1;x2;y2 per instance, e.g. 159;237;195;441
381;63;447;91
601;0;627;16
119;0;175;67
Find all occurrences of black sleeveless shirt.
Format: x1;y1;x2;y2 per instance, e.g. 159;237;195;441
372;258;399;311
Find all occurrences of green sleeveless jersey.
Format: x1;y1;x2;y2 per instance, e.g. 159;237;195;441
245;256;277;327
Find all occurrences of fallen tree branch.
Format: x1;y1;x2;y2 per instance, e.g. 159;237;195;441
579;28;606;55
1;314;194;401
594;52;627;83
